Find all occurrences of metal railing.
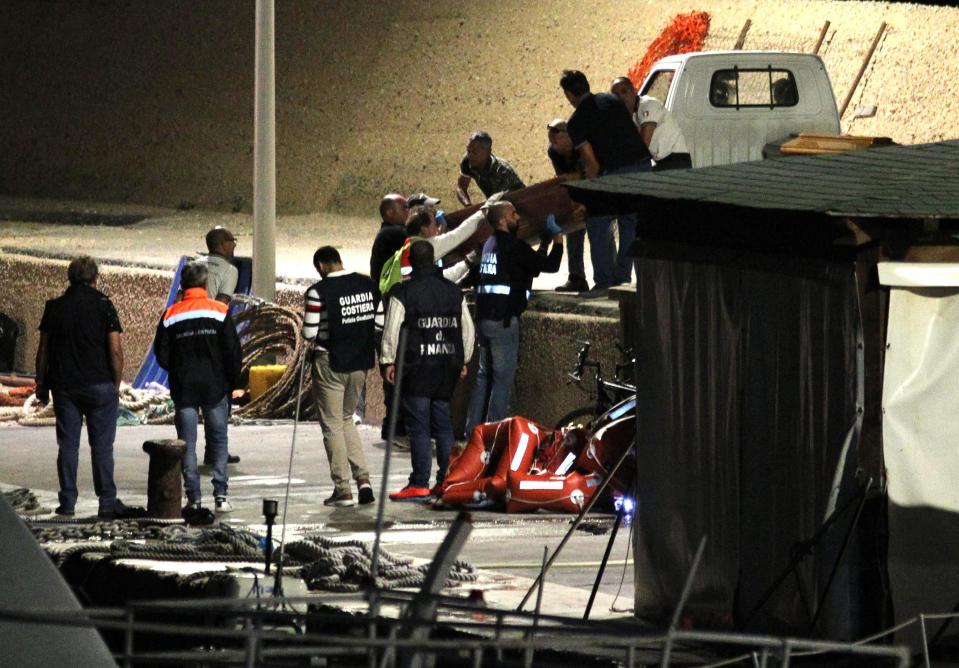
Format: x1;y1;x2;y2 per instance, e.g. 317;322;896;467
0;590;926;667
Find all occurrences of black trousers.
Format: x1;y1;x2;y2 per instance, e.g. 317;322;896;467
380;363;407;439
653;152;693;171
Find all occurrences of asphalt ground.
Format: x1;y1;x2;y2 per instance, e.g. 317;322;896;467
0;195;638;625
1;421;638;619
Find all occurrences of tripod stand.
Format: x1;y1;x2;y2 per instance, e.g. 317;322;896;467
738;477;874;633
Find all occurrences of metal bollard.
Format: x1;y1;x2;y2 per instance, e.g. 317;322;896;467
142;439;187;518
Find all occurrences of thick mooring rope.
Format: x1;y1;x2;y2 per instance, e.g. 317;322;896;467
233;301;316;420
293;534;478;593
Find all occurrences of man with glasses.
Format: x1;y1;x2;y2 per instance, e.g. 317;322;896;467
204;226;239;305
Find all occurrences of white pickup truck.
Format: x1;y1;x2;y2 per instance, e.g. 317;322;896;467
639;51;841;167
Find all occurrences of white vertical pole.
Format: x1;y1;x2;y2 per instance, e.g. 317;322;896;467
253;0;276;302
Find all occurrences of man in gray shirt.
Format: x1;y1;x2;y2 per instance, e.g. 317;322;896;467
201;225;241;465
204;226;239;304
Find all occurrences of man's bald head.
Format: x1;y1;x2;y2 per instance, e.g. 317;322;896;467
379;193;408;226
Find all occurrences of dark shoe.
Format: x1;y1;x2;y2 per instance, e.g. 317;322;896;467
98;499;147;520
54;505;75;517
182;502;216;526
324;489;356;507
357;480;375;505
389;485;433;502
203;454;240;465
579;285;609;300
555;277;589;293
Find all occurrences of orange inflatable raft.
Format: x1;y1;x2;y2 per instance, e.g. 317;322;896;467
437;397;636;512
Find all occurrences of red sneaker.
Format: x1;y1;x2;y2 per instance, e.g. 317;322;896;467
389;485;433;502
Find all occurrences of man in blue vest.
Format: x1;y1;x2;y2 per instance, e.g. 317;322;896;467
381;241;475;501
303;246;380;507
464;202;564;438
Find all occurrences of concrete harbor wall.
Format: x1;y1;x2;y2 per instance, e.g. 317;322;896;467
0;252;620;429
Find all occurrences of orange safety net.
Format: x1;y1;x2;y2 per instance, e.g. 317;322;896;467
0;384;36;406
627;11;711;87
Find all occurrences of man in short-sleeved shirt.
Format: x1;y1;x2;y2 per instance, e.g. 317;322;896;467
611;76;691;171
456;130;525;207
560;70;651;296
35;256;129;519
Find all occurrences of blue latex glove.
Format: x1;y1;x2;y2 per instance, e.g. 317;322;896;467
544;213;562;237
435;210;448;229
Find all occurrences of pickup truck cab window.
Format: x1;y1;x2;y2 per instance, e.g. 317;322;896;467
641;69;675;101
709;69;798;108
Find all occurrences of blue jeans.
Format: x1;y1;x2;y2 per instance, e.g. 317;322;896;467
53;382;119;513
465;317;520;437
587;212;643;285
401;394;454;488
175;394;230;504
586;161;651;287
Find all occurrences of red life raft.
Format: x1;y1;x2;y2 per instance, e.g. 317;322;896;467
505;471;603;513
439;416;544;505
437;397;636;512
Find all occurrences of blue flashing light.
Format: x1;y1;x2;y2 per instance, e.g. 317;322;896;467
613;496;636;515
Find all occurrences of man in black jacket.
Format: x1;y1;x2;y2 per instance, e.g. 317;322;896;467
381;242;474;501
304;246;379;507
154;262;243;519
369;193;409;444
464;202;563;437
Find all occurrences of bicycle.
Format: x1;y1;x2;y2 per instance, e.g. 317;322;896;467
554;341;636;430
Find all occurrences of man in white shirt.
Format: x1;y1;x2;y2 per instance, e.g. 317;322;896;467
611;76;692;171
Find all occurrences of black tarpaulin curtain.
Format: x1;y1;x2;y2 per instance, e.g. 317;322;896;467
630;248;860;634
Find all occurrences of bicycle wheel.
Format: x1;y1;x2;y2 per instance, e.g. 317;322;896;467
554;404;600;430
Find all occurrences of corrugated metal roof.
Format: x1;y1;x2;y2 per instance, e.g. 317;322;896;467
566;140;959;219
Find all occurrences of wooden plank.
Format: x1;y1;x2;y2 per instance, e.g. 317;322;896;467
812;21;831;55
839;22;887;119
733;19;752;50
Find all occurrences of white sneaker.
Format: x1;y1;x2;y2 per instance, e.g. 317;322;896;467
352;413;363;425
214;497;234;514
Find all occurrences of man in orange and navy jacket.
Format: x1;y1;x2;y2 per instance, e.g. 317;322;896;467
154;261;243;522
